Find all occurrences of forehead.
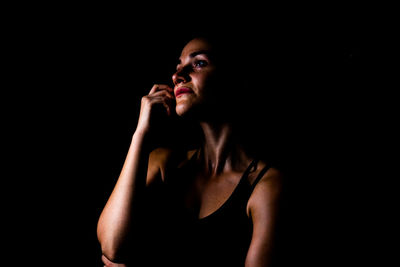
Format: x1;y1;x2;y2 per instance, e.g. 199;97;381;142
180;38;213;59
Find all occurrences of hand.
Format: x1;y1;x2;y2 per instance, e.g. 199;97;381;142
101;255;127;267
135;84;175;139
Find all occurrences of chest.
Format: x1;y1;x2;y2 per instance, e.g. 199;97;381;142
182;171;252;219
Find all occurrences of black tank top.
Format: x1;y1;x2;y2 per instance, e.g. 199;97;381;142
161;151;272;267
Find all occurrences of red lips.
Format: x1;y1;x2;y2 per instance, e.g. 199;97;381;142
175;87;194;98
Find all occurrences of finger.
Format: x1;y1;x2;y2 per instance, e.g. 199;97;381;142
149;89;174;99
164;96;175;116
148;96;175;116
149;84;173;95
101;255;127;266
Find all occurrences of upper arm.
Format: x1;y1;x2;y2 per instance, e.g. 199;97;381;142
245;168;283;267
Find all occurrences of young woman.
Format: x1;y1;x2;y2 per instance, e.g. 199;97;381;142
97;34;284;267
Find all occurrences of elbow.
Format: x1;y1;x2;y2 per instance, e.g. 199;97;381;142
97;230;123;262
99;241;124;263
101;248;118;263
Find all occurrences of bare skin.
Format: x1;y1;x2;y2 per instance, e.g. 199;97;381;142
97;38;283;267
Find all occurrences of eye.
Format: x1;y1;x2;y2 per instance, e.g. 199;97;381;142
193;60;208;68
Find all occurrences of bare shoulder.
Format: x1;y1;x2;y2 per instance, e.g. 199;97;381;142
147;147;197;184
149;147;197;167
249;160;283;187
246;160;284;216
149;147;175;166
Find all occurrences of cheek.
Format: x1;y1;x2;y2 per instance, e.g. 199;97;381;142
193;72;218;95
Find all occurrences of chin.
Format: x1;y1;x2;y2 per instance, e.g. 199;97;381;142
175;104;189;117
176;102;200;119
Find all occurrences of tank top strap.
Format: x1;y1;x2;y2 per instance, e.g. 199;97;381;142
241;159;259;182
249;162;272;193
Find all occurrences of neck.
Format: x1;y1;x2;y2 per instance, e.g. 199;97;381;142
199;121;246;175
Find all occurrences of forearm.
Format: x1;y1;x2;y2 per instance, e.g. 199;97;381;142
97;131;151;261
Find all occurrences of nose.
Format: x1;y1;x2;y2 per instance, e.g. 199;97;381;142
172;68;190;86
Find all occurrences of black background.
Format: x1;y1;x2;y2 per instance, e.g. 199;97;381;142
4;4;391;266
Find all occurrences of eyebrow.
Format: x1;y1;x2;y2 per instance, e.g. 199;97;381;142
177;50;210;64
189;50;210;58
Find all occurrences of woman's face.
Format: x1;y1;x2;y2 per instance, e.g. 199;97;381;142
172;38;219;118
